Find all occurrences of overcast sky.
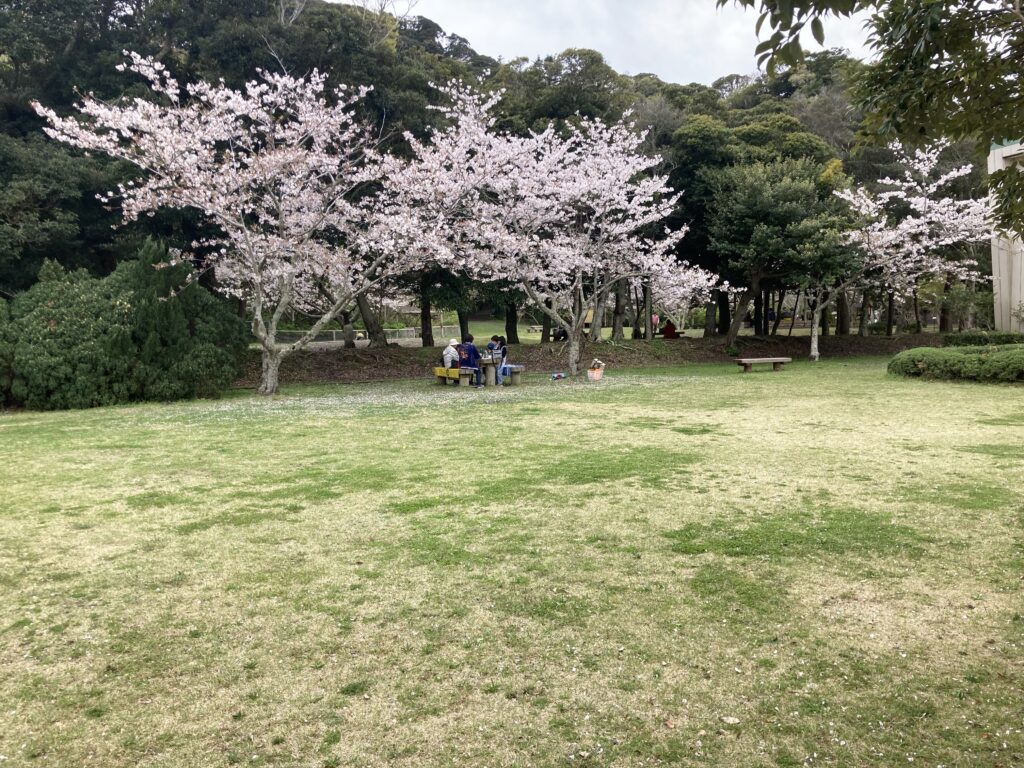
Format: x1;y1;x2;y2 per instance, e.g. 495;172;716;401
406;0;873;85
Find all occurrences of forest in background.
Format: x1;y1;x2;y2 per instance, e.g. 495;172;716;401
0;0;992;336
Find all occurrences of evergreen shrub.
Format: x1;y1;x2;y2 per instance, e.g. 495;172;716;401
888;345;1024;383
943;330;1024;346
3;241;248;409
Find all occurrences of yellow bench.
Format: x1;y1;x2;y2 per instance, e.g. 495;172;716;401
434;367;477;386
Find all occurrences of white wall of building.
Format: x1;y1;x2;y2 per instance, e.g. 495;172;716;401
988;143;1024;332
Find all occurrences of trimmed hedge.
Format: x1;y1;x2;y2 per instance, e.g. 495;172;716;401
1;241;248;410
889;345;1024;383
943;330;1024;347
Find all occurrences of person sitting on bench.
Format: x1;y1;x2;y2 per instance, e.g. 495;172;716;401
458;334;483;387
661;319;679;339
442;338;460;369
487;335;508;385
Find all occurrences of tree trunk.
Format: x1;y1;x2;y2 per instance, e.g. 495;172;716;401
788;291;801;336
858;292;870;337
630;286;643;339
819;296;830;337
837;289;851;335
612;280;626;341
939;274;954;333
753;290;764;337
589;293;605;342
541;300;552;344
356;293;388;347
342;310;356;349
258;349;283;396
643;281;654;341
419;275;434;348
725;278;758;346
886;291;896;336
630;313;643;338
771;289;786;335
912;289;921;333
567;330;582;376
809;302;823;362
716;290;731;335
704;291;718;337
505;302;521;344
456;309;470;340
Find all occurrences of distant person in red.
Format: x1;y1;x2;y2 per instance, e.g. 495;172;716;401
662;319;679;339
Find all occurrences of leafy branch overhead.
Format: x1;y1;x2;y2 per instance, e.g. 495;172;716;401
722;0;1024;233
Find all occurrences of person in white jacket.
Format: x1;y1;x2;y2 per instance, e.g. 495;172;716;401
442;339;460;369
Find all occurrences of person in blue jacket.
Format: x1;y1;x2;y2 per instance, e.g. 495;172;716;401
458;334;483;387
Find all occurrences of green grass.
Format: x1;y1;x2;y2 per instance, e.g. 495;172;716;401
1;358;1023;767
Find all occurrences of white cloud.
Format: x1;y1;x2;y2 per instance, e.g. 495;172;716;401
404;0;872;84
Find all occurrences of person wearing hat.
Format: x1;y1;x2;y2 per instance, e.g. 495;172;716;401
442;338;461;370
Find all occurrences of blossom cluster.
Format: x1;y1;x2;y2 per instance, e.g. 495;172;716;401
835;141;992;294
388;84;718;369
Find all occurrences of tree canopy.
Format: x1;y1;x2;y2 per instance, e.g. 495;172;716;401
721;0;1024;232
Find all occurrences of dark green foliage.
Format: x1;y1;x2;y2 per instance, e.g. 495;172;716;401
0;298;11;400
6;262;135;409
979;350;1024;383
724;0;1023;233
1;1;493;294
106;240;250;400
0;135;137;295
704;156;854;330
889;346;1024;383
943;331;1024;347
2;241;247;409
490;49;631;134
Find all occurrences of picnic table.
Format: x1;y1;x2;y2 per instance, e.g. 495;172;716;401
433;358;526;387
480;356;500;386
478;357;526;386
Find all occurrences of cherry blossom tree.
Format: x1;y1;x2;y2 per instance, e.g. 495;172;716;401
35;53;418;395
648;265;722;330
393;92;719;374
826;141;992;361
378;84;525;275
471;117;715;375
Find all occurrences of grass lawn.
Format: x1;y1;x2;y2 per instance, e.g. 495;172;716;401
1;358;1022;767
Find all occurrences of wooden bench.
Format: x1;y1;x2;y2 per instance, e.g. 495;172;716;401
527;325;543;333
735;357;792;373
434;367;478;387
505;365;525;385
